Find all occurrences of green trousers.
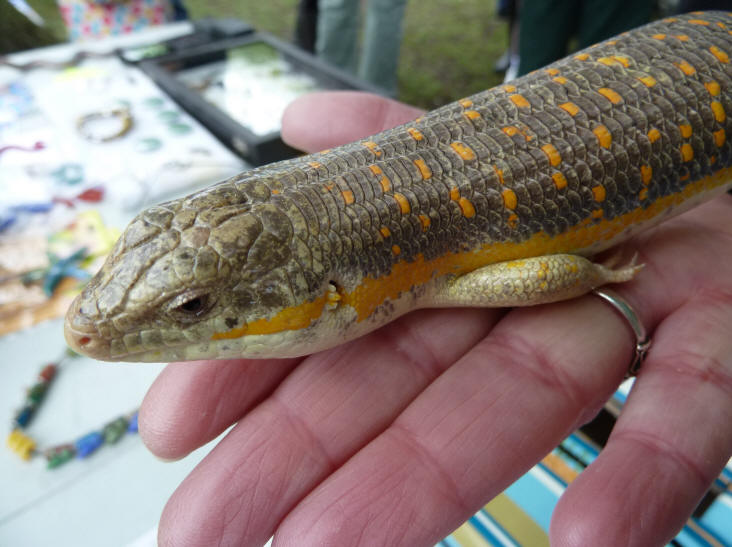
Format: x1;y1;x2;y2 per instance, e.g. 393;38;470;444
518;0;652;76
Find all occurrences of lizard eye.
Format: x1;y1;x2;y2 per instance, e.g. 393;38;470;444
168;291;215;322
179;296;207;315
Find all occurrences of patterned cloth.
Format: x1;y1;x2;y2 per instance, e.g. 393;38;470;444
57;0;175;41
439;387;732;547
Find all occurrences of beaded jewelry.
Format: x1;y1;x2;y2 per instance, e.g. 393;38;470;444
6;351;139;469
76;107;133;143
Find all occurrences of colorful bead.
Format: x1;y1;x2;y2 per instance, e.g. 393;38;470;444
158;110;180;122
143;96;164;108
38;364;57;382
168;122;192;135
8;359;142;468
27;382;48;404
46;444;76;469
127;412;139;433
13;405;34;428
103;417;128;444
136;137;162;153
7;429;36;460
11;362;58;430
75;432;104;458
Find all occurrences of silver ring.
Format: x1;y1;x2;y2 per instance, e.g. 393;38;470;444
593;288;651;378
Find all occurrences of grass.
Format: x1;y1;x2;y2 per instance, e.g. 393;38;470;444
0;1;64;53
184;0;508;108
1;0;508;109
399;1;507;108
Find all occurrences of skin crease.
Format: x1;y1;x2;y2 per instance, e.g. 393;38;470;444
138;91;732;547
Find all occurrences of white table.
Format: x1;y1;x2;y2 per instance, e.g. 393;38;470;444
0;24;248;547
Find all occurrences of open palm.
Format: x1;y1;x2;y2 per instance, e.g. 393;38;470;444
139;92;732;547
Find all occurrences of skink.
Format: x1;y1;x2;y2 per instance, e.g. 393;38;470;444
65;12;732;362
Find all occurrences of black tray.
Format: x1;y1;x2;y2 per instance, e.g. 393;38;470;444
139;31;385;165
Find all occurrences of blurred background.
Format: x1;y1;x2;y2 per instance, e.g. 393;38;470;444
1;0;509;109
1;1;731;546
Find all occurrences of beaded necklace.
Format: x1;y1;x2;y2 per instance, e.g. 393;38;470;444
6;351;139;469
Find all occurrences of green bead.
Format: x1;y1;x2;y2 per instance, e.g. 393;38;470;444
168;122;192;135
136;137;162;153
143;97;164;108
158;110;180;122
46;445;75;469
27;382;48;404
103;417;129;444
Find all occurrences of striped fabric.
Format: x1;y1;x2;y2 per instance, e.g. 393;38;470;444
439;384;732;546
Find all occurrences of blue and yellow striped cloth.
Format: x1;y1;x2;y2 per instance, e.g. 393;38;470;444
440;384;732;547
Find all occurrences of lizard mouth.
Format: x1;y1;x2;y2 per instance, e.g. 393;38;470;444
63;295;112;361
64;292;220;363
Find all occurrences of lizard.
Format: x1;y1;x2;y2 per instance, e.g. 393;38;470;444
65;12;732;362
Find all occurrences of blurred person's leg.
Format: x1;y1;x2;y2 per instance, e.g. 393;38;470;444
317;0;359;74
518;0;579;75
578;0;651;49
678;0;732;12
495;0;518;73
503;0;522;82
295;0;319;52
358;0;408;95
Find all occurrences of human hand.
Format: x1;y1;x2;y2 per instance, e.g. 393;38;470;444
139;91;732;546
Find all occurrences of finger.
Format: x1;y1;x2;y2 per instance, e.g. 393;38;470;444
157;307;501;547
272;296;636;546
154;91;425;542
550;196;732;546
139;357;300;460
272;199;732;546
551;296;732;546
281;91;423;153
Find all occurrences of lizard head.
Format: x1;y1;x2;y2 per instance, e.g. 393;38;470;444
64;181;339;362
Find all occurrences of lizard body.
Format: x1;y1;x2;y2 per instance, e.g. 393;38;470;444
65;13;732;361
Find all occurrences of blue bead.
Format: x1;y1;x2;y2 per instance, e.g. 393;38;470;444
127;412;139;433
75;432;104;458
14;405;34;428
